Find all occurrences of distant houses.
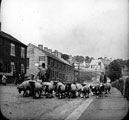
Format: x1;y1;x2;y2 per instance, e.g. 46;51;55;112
72;57;112;73
89;58;112;72
0;31;27;83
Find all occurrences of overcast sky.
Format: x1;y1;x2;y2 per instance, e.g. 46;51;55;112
1;0;129;60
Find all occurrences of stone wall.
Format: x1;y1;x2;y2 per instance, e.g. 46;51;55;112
112;76;129;101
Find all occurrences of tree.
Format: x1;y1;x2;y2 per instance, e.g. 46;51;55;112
126;59;129;69
85;56;90;63
79;56;84;63
73;56;84;63
98;57;103;60
61;54;69;61
89;57;94;62
107;60;122;82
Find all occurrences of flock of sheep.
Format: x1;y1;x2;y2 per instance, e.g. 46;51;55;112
17;79;111;99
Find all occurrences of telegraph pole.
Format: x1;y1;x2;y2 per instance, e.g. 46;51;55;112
78;62;80;81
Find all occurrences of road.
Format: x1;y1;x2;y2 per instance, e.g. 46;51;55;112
0;84;128;120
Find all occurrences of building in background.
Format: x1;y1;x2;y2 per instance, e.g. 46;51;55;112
0;31;27;83
89;58;111;72
27;43;75;82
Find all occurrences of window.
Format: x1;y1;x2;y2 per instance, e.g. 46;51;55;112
27;58;29;69
54;60;57;68
4;62;10;73
10;43;15;56
10;62;15;73
0;62;2;72
21;64;25;73
47;57;50;65
39;56;46;68
50;59;53;67
58;62;61;69
39;56;45;61
21;47;25;58
98;62;101;66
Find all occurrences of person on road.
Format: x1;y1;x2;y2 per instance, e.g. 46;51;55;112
100;72;107;83
36;64;46;82
30;74;35;80
2;73;7;85
45;65;51;82
13;70;17;85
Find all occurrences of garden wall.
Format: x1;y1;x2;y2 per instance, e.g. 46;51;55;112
112;76;129;101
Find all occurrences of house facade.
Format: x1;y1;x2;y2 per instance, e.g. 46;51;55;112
0;31;27;83
27;44;75;82
89;59;111;72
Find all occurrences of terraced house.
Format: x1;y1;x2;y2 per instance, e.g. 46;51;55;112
27;43;75;82
0;31;27;83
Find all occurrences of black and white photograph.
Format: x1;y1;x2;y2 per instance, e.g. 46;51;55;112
0;0;129;120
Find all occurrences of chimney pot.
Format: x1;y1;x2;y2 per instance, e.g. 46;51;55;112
38;45;43;49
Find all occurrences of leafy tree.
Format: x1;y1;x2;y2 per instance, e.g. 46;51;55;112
79;56;84;63
85;56;90;63
107;60;122;82
98;57;103;60
73;56;84;63
116;59;125;67
126;59;129;68
61;54;69;61
89;57;94;62
75;56;80;63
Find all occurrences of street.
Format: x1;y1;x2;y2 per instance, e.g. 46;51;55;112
0;84;128;120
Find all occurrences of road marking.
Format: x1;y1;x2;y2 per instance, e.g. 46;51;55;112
65;97;95;120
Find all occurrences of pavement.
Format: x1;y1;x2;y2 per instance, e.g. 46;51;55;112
66;87;129;120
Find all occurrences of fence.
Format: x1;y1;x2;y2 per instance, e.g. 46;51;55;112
112;76;129;101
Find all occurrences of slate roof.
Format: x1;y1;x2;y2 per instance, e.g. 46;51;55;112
0;31;27;47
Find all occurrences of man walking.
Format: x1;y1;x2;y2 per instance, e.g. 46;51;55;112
100;72;107;83
45;65;51;82
36;67;46;82
2;73;7;85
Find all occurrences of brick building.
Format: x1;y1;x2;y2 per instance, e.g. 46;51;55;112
27;43;75;82
0;31;27;83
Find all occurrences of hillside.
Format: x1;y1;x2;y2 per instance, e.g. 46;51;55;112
76;70;101;83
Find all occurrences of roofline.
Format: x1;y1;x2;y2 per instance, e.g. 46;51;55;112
28;43;72;67
0;31;27;47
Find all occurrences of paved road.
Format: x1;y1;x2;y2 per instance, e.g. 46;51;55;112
0;85;129;120
66;87;129;120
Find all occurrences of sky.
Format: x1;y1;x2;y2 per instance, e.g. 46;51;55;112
1;0;129;60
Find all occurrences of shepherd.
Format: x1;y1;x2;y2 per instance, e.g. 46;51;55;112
36;63;46;82
100;72;107;83
45;65;51;82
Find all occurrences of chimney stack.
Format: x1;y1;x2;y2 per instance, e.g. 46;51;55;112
44;47;49;52
48;49;52;53
38;45;43;50
52;50;62;58
57;52;62;58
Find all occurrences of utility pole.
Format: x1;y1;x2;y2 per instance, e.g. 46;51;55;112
78;62;80;81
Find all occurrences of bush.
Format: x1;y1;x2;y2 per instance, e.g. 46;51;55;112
107;60;122;82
